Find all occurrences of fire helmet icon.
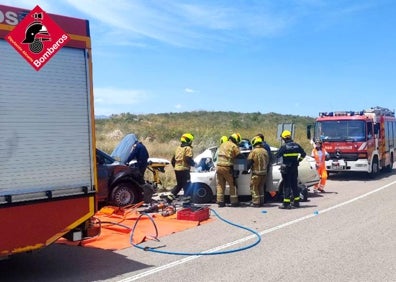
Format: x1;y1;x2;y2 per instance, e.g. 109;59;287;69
22;12;50;53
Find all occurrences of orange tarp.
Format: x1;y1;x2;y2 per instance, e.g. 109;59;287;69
57;205;212;251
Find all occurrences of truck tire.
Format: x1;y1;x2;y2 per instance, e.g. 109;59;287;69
385;154;394;173
190;183;214;204
111;182;140;206
369;157;379;179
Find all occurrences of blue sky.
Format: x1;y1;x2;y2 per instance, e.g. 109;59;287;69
6;0;396;117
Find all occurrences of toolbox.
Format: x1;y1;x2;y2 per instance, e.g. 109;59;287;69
177;207;210;221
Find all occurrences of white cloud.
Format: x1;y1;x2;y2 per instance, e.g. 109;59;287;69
184;88;197;93
63;0;296;48
94;87;149;115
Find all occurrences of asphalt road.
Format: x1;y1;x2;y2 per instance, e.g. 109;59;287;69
2;170;396;282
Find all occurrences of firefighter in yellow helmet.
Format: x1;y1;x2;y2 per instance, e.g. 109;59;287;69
170;133;195;198
275;130;306;209
216;132;242;207
247;136;269;207
220;135;228;144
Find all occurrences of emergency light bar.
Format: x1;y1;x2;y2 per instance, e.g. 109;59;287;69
319;111;364;117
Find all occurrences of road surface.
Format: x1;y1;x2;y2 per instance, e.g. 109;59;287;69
1;171;396;282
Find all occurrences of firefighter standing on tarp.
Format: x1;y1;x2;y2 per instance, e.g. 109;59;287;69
276;130;306;209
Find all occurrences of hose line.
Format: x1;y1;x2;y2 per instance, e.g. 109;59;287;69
130;208;261;255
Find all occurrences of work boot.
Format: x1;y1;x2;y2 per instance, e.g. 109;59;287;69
230;202;240;207
279;203;291;209
217;202;225;208
292;201;300;208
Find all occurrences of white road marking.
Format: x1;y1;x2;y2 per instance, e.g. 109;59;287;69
119;180;396;281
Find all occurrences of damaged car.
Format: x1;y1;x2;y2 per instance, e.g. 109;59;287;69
189;142;320;204
96;134;158;207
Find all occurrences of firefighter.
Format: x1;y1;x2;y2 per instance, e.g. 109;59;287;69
311;138;329;192
126;137;149;178
276;130;306;209
220;135;228;144
247;136;269;207
170;133;195;198
216;133;242;207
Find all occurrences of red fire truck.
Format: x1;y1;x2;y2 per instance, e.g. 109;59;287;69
307;106;396;177
0;5;98;257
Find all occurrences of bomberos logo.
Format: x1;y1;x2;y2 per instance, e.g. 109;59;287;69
6;5;70;71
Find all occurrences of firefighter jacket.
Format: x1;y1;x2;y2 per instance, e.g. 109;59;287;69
276;139;306;167
171;144;194;171
217;140;240;167
247;145;269;175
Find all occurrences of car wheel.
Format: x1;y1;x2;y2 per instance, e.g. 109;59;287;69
111;182;140;206
190;183;214;204
276;182;284;202
299;186;308;202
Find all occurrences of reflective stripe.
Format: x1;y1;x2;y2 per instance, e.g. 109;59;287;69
294;197;300;201
283;198;291;203
284;153;300;157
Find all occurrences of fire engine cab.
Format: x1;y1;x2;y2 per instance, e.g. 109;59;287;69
307;106;396;177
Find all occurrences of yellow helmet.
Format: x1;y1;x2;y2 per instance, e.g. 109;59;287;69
251;136;263;147
181;133;194;144
220;135;228;144
230;133;241;144
281;130;292;139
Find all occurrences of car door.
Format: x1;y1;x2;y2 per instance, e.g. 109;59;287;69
96;149;113;201
297;157;320;187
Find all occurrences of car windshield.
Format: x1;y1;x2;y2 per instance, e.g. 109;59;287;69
96;149;117;165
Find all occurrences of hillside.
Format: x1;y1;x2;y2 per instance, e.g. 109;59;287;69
95;111;316;156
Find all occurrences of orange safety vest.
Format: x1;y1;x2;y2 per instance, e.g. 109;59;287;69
312;148;327;168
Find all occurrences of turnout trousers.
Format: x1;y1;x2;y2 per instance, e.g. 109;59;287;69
216;166;238;204
250;174;266;205
171;169;190;196
281;165;300;205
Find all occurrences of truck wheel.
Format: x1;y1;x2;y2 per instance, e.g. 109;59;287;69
111;183;140;206
190;183;214;204
385;154;394;173
369;158;379;179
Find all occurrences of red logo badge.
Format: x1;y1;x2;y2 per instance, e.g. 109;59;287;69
6;5;70;71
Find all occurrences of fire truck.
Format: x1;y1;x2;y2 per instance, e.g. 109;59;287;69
307;106;396;177
0;5;98;257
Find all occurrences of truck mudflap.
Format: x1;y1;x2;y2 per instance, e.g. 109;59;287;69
0;194;95;257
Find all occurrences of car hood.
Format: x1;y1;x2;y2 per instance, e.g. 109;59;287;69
111;133;137;163
111;133;171;166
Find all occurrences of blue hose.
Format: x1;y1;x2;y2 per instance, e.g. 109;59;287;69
130;208;261;255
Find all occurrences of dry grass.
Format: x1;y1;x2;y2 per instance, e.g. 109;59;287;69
95;111;315;190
